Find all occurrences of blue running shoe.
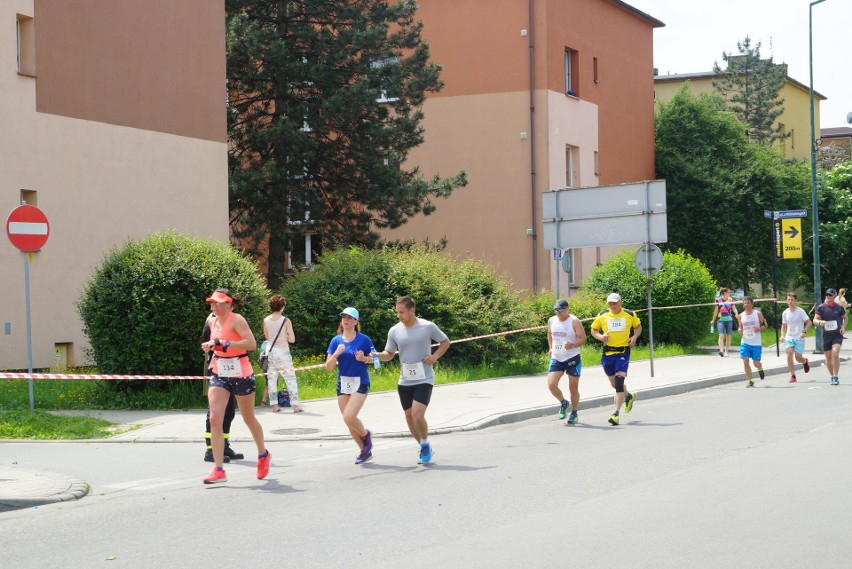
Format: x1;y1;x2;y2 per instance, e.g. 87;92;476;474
567;410;578;425
418;443;433;464
558;400;568;420
362;429;373;454
355;450;372;464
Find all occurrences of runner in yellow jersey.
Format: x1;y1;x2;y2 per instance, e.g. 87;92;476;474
590;293;642;426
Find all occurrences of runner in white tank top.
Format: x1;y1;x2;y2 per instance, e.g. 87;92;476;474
547;299;587;424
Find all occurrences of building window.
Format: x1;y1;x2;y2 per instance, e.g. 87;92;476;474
564;48;578;96
289;233;321;268
593;57;599;84
20;189;37;206
778;123;787;157
373;56;400;103
16;14;35;76
565;145;576;187
594;151;599;177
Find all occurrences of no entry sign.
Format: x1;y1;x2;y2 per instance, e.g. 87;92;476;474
6;204;50;252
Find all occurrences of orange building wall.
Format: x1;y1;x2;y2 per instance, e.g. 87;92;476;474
539;0;657;185
383;0;659;291
415;0;531;97
34;0;226;143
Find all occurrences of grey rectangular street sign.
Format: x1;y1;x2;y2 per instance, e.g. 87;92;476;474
542;180;667;249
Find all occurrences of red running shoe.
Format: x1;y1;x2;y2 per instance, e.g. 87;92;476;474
803;359;810;373
789;376;797;383
203;467;227;485
257;450;271;479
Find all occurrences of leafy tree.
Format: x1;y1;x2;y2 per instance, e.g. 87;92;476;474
581;249;717;346
77;231;268;376
655;86;810;292
712;36;788;145
226;0;467;289
803;161;852;291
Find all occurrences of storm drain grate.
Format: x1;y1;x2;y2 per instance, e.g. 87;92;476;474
272;427;321;436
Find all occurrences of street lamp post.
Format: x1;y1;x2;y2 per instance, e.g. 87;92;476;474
809;0;826;354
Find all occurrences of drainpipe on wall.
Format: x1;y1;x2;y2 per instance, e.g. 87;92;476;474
528;0;538;290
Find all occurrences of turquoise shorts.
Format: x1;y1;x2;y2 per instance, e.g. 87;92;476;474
739;344;762;361
784;338;805;354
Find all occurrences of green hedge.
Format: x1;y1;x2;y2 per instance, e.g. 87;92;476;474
77;231;268;376
581;249;717;346
281;246;546;366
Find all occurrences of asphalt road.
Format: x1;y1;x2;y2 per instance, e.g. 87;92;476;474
2;378;850;569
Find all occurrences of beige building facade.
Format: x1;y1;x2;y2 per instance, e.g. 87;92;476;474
381;0;662;293
1;0;229;370
654;71;826;162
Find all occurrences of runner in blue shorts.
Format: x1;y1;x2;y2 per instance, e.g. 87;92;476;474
547;299;587;424
737;297;767;387
590;293;642;426
781;292;811;383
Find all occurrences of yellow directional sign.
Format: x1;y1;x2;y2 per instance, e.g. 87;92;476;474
780;218;802;259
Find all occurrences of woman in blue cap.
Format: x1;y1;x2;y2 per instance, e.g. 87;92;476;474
325;307;377;464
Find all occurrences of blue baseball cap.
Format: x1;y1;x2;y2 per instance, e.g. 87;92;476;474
340;307;359;320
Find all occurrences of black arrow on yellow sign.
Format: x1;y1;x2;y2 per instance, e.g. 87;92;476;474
785;226;799;239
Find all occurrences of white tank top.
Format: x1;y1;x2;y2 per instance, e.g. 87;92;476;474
739;310;762;346
264;315;290;352
549;314;581;361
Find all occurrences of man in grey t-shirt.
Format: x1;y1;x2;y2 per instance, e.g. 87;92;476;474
373;296;450;464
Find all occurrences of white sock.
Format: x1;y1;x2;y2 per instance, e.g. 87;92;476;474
420;438;429;446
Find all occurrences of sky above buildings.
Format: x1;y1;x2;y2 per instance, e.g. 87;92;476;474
630;0;851;129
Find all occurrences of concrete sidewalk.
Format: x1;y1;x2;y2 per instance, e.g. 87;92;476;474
2;335;848;510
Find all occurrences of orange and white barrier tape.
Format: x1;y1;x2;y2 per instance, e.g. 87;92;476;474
0;297;782;381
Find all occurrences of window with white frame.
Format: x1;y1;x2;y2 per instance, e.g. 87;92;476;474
564;48;578;96
565;145;576;187
372;56;400;103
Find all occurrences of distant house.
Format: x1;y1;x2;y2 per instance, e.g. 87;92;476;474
1;0;228;369
654;70;826;162
379;0;664;293
819;127;852;165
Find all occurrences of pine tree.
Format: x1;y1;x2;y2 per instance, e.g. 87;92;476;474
712;36;789;146
226;0;466;288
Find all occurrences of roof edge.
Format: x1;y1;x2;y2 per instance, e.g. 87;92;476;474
610;0;665;28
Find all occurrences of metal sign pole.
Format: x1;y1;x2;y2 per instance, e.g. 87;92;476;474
644;181;655;378
24;252;35;413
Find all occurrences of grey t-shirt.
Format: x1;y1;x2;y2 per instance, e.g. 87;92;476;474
385;318;449;386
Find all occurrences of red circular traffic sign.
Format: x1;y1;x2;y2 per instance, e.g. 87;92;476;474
6;205;50;252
